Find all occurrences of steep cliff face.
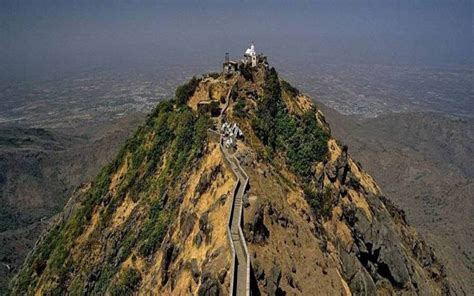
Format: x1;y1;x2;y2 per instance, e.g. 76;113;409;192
11;62;451;295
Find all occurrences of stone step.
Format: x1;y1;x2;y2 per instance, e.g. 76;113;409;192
220;104;249;296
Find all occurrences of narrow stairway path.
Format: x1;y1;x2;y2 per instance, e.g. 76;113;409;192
229;160;248;296
214;79;250;296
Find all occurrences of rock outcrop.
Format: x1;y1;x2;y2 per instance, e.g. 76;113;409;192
244;204;269;244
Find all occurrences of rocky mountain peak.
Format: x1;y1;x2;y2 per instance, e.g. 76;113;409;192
10;61;452;295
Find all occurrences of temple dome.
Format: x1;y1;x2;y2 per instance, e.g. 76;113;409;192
245;43;256;56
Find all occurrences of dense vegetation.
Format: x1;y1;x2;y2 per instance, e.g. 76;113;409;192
252;67;282;148
207;72;220;79
12;97;210;295
230;83;239;102
176;76;201;105
109;267;142;295
250;68;331;220
238;63;253;81
281;80;300;98
252;68;329;179
198;101;221;117
234;98;247;118
303;185;334;219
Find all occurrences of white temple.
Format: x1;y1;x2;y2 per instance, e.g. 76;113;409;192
223;42;267;75
245;43;256;56
221;121;243;149
244;42;257;67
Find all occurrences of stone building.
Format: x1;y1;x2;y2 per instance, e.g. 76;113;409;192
223;52;238;75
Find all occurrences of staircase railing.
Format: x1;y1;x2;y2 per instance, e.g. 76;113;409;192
208;78;250;296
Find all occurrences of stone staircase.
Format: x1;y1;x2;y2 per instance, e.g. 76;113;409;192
221;141;250;296
209;80;250;296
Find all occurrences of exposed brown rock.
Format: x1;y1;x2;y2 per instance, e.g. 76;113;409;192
198;271;222;296
244;203;269;244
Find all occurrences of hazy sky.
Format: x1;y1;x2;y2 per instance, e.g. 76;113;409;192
1;0;472;82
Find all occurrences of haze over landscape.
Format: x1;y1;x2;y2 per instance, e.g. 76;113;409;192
1;1;472;120
0;0;472;294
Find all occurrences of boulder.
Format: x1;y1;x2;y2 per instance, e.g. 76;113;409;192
244;204;269;244
350;269;377;296
339;186;348;198
350;196;411;289
266;266;282;296
180;211;197;240
276;212;291;228
336;145;350;183
194;231;203;247
253;260;265;281
346;171;361;189
286;273;299;290
340;249;376;295
199;212;212;239
198;271;222;296
342;203;357;227
190;258;201;283
325;164;338;182
218;269;227;284
243;193;250;208
161;242;176;285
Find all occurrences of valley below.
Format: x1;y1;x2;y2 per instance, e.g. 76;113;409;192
0;115;142;292
321;107;474;294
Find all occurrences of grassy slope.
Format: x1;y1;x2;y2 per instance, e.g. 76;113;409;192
11;100;211;294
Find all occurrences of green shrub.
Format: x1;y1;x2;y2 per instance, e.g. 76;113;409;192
281;80;300;98
198;101;221;117
116;233;138;264
176;76;201;105
92;266;115;294
69;275;85;296
285;112;329;178
252;67;283;148
191;115;211;159
147;100;173;125
209;101;221;117
252;68;328;179
234;99;247;118
230;84;239;101
304;186;333;219
207;72;220;79
48;242;69;273
239;64;253;81
109;268;141;295
138;217;166;257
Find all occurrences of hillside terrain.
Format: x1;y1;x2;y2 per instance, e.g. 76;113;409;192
0;114;142;293
10;61;453;295
322;107;473;294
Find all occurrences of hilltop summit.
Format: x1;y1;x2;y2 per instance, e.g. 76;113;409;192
10;54;452;295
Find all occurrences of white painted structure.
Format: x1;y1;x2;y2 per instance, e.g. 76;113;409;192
244;42;257;67
221;122;243;148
